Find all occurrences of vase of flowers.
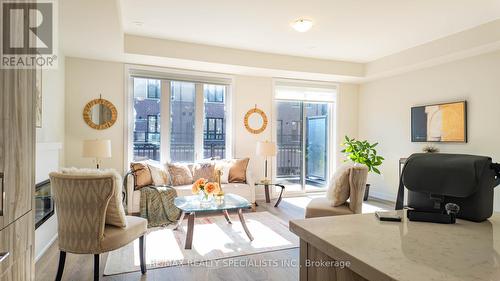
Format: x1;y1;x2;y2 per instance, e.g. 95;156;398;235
192;178;221;207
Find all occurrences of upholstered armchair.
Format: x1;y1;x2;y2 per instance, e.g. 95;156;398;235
305;165;369;218
50;172;148;281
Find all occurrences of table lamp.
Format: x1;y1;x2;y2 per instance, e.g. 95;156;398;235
83;139;111;169
256;140;277;183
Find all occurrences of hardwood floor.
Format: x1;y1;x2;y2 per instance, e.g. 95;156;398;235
35;196;392;281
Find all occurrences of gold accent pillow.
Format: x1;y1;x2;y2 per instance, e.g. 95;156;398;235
228;158;250;183
192;162;215;182
167;163;193;186
130;162;153;190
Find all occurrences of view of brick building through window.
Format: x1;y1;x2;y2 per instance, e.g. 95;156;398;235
132;78;226;162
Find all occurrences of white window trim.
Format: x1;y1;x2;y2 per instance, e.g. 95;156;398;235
124;64;234;169
271;78;339;196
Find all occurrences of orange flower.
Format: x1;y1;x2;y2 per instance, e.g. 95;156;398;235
204;182;220;195
192;178;206;194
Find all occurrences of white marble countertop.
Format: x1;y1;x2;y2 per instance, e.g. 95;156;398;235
290;211;500;281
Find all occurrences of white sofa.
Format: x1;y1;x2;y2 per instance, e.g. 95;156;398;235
126;169;255;214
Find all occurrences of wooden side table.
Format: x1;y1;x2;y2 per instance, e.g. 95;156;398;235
255;182;286;207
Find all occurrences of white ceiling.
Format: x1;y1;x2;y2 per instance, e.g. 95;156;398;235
121;0;500;62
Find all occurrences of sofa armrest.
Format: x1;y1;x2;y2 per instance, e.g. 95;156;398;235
246;169;256;204
126;172;136;214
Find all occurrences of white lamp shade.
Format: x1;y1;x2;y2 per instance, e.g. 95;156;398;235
82;139;112;158
256;141;277;157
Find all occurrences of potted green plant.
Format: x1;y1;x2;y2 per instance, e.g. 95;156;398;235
341;136;384;201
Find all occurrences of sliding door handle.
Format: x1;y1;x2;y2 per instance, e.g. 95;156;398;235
0;252;9;263
0;172;3;216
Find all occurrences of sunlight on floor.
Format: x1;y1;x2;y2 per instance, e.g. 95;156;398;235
133;228;184;266
189;223;235;255
281;197;313;209
233;219;293;249
361;202;386;213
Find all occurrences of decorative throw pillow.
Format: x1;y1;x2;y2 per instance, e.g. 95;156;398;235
327;162;353;207
148;162;170;186
192;162;215;182
130;162;153;190
61;168;127;228
167;163;193;186
215;161;231;184
228;158;250;183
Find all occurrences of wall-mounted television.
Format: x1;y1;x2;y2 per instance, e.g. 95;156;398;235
411;101;467;143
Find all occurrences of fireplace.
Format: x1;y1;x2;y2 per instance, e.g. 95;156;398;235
35;180;54;229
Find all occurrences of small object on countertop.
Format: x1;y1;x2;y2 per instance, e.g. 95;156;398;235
375;211;402;222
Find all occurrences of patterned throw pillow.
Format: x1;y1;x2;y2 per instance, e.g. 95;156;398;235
130;162;153;190
167;163;194;186
192;162;215;182
327;162;353;207
148;162;170;186
61;168;128;228
228;158;250;183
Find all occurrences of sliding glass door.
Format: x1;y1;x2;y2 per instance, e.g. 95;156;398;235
277;101;330;191
305;103;329;189
275;81;335;192
276;101;304;192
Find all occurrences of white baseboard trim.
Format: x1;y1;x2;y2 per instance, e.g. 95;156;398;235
35;233;58;262
368;190;396;203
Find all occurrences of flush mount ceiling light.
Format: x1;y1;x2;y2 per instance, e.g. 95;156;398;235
291;19;313;32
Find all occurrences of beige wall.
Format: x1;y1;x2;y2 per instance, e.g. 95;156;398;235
36;55;66;168
63;57;359;200
358;50;500;210
65;58;124;170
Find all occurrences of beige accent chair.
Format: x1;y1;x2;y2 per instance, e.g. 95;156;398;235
50;173;148;281
305;165;369;218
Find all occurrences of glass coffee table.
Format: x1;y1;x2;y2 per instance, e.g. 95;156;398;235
173;193;254;249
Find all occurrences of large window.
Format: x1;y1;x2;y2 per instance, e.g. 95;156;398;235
133;78;161;161
170;81;196;162
203;84;226;159
275;81;336;192
131;76;229;162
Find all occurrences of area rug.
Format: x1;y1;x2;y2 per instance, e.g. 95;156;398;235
104;211;299;275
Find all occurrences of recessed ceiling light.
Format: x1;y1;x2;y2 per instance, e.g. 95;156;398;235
291;19;313;32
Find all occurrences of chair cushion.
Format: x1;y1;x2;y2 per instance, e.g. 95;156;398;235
326;162;353;207
101;216;147;253
61;168;128;228
305;197;354;218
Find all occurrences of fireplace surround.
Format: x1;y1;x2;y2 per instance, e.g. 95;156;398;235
35;179;54;229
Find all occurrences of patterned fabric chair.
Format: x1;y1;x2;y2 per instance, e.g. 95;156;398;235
50;172;148;281
305;165;369;218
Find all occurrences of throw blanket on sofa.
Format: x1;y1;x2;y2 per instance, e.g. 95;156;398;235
140;186;181;228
